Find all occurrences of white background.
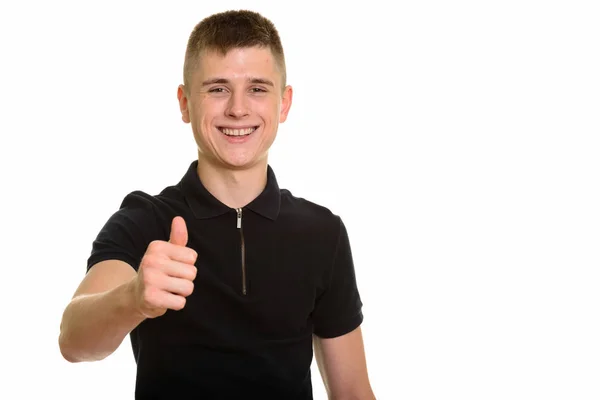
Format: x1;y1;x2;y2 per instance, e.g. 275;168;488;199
1;0;599;399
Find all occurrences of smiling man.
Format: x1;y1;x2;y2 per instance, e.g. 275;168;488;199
59;9;375;400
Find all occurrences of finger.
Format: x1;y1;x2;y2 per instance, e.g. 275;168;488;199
160;276;195;297
169;216;188;247
159;259;197;281
162;244;197;265
149;290;187;311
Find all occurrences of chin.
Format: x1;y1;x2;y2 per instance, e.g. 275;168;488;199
222;155;265;170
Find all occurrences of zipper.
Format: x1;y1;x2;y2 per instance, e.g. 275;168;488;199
236;208;247;295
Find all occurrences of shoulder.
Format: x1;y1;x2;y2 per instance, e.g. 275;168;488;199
279;188;343;237
97;190;163;234
102;187;183;239
113;190;164;223
118;183;186;218
118;189;159;209
88;190;166;271
120;181;184;208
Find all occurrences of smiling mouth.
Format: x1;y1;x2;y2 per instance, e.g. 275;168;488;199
218;126;259;137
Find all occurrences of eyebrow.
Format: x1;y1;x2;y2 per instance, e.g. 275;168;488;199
201;77;275;87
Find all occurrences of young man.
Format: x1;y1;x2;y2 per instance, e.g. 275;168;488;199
59;9;375;399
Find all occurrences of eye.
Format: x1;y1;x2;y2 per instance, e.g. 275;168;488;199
209;87;227;93
250;87;267;93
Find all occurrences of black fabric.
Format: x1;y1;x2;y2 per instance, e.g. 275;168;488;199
87;160;363;399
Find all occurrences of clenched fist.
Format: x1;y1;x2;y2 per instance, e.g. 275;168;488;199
133;216;198;318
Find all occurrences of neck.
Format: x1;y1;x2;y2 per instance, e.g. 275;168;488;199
196;156;269;209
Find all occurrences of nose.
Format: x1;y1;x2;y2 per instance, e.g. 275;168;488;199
226;91;250;118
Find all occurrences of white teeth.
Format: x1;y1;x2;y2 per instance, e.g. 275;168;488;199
221;127;256;136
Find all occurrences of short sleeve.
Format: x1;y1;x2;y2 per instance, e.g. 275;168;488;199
86;191;161;273
312;217;364;338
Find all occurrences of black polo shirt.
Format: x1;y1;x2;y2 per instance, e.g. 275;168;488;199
86;160;364;399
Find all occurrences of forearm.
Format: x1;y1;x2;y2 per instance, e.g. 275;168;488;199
59;279;145;362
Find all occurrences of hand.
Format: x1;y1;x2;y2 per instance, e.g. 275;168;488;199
132;216;198;318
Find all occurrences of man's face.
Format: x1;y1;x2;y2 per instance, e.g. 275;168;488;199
178;46;292;170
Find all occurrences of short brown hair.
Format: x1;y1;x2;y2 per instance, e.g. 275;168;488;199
183;10;287;91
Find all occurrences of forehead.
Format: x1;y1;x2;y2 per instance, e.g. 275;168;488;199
194;46;281;85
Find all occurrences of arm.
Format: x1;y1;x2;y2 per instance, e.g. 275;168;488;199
314;327;376;400
58;260;143;363
59;191;160;363
312;217;374;398
59;215;197;363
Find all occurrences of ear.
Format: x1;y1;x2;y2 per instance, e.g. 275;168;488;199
279;85;293;123
177;85;191;124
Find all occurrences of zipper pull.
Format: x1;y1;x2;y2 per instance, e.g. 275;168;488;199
236;208;242;229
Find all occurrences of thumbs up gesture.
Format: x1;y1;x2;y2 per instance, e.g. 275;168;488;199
133;216;198;318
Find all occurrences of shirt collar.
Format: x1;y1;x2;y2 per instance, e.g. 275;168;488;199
178;160;281;221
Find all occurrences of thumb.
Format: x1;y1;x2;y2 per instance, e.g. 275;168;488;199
169;216;188;246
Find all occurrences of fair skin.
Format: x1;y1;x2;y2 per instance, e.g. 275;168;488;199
177;45;375;398
315;328;376;400
58;217;197;362
59;45;374;398
177;46;292;209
